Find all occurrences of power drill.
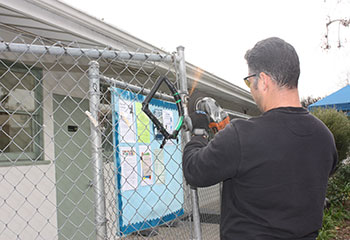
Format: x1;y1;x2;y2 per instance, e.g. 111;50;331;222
195;97;230;134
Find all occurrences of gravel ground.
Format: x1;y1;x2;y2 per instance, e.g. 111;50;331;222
333;219;350;240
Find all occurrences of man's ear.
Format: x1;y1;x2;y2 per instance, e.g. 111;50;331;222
259;72;270;91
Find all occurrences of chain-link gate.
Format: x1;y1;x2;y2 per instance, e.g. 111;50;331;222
0;36;221;240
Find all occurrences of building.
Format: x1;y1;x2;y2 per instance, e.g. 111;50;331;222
0;0;259;239
309;84;350;116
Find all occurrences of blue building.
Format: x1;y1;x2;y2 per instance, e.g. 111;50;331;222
308;85;350;116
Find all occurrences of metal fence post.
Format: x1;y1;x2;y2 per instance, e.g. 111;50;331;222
88;60;107;239
177;46;202;240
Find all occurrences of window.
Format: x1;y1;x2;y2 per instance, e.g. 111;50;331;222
0;61;43;164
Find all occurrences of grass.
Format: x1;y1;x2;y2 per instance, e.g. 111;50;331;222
317;204;350;240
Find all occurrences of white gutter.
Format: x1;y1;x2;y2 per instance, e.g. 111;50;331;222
186;63;255;105
223;109;251;119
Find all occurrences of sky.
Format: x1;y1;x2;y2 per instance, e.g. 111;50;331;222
64;0;350;99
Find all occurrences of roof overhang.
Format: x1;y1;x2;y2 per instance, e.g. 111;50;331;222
0;0;258;113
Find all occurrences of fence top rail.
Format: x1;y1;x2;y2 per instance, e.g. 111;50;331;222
100;75;175;102
0;42;179;62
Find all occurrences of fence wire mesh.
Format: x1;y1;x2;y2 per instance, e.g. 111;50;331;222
0;34;221;240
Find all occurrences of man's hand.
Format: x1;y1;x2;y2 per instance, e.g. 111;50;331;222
189;111;210;131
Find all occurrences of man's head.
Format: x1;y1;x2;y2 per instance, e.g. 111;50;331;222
244;37;300;90
244;37;302;112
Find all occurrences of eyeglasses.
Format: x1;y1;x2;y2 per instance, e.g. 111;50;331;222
243;74;257;88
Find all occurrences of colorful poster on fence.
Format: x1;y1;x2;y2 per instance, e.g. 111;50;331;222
139;145;153;186
135;102;150;143
111;87;184;236
153;149;166;184
120;146;138;191
118;99;136;143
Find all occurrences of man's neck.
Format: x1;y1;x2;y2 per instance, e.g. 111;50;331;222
263;87;302;112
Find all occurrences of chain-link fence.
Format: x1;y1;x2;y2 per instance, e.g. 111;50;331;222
0;35;221;240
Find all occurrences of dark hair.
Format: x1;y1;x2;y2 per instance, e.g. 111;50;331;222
244;37;300;89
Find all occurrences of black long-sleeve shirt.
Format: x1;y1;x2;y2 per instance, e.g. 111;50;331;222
183;107;338;240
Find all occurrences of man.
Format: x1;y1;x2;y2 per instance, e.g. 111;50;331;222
182;37;338;240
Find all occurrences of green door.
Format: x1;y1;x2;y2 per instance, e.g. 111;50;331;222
53;94;96;240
